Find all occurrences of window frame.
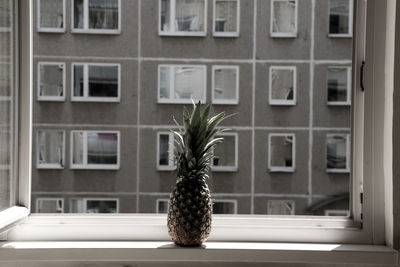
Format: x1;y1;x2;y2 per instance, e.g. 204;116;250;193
325;209;350;217
158;0;208;37
157;64;207;104
268;133;296;173
70;130;120;170
326;66;352;106
71;0;121;35
156;131;176;171
37;0;66;33
37;62;66;102
212;0;240;37
35;198;64;213
328;0;354;38
270;0;298;38
70;198;120;213
267;199;296;215
211;65;240;105
326;133;351;173
268;65;297;106
71;62;121;102
36;129;66;169
211;132;239;172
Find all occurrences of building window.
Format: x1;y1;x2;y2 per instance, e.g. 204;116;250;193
213;0;239;37
325;209;350;216
159;0;207;36
212;133;238;172
158;65;206;104
71;131;120;170
213;199;237;214
267;200;295;215
269;66;296;106
72;0;120;34
212;65;239;104
327;66;351;105
156;199;169;214
36;130;65;169
270;0;297;38
326;134;350;173
71;63;120;102
328;0;353;37
36;198;64;213
37;62;65;101
37;0;65;32
268;134;295;172
157;132;175;171
70;198;119;213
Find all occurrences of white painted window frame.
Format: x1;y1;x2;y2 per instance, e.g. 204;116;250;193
35;198;64;213
158;0;207;37
212;0;240;37
267;200;296;215
37;0;66;33
37;62;66;101
326;66;352;106
270;0;298;38
269;66;297;106
70;198;120;213
36;129;66;169
326;133;351;173
211;65;239;105
211;132;238;172
156;198;169;214
325;209;350;217
328;0;354;38
268;133;296;173
156;131;176;171
71;63;121;102
71;0;121;34
157;64;207;104
70;130;120;170
213;199;238;214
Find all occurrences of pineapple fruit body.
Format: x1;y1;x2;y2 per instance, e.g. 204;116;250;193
168;177;212;247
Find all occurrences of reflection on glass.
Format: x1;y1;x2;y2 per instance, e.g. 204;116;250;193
267;200;295;215
73;65;84;97
87;133;118;164
74;0;84;29
269;135;294;170
39;64;64;98
213;67;238;102
270;67;295;103
0;64;11;96
215;0;238;33
326;134;349;171
272;0;296;34
88;65;118;97
36;198;63;213
39;0;64;29
0;0;11;28
327;67;348;103
175;0;205;32
213;201;236;214
38;130;64;168
89;0;119;30
329;0;350;34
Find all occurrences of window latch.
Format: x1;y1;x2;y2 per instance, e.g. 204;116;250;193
360;61;365;92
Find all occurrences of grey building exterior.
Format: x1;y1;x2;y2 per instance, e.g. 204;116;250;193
32;0;352;215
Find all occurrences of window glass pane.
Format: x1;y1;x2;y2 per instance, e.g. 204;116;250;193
70;199;84;213
174;66;204;100
160;0;170;31
39;0;64;29
73;65;84;97
158;134;169;166
215;0;237;33
0;0;11;28
326;135;348;170
213;67;237;102
74;0;84;29
86;200;117;213
213;201;235;214
72;132;84;165
159;66;170;99
327;67;348;103
269;135;293;169
213;135;236;168
157;199;169;213
270;67;294;102
38;130;64;167
267;200;294;215
88;65;118;97
39;64;64;98
329;0;350;34
0;63;11;97
87;132;118;164
37;199;63;213
175;0;205;32
88;0;119;30
272;0;296;34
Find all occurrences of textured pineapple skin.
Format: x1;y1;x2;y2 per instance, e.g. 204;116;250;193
167;177;212;247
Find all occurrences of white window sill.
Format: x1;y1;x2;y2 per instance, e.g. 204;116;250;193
0;241;396;265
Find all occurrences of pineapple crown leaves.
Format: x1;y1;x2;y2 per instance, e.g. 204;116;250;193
172;101;233;180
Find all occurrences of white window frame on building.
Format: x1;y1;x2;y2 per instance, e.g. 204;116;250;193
212;199;238;214
70;130;120;170
212;0;240;37
70;198;120;213
36;129;66;169
326;133;351;173
71;63;121;102
269;66;297;106
37;0;66;33
156;131;175;171
325;209;350;217
268;133;296;173
158;0;208;37
37;62;66;101
270;0;298;38
157;64;207;104
328;0;354;38
326;66;352;106
35;198;64;213
71;0;121;34
267;200;295;215
156;198;169;214
211;65;239;105
211;132;238;172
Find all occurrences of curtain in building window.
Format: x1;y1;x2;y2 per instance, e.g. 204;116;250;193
74;0;84;29
273;0;296;33
39;131;63;165
215;1;237;32
40;0;63;28
89;0;119;30
175;0;204;32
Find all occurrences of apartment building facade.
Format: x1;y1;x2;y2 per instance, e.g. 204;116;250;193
32;0;352;215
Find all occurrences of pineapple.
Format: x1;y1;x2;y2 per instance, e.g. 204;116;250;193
168;102;229;246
